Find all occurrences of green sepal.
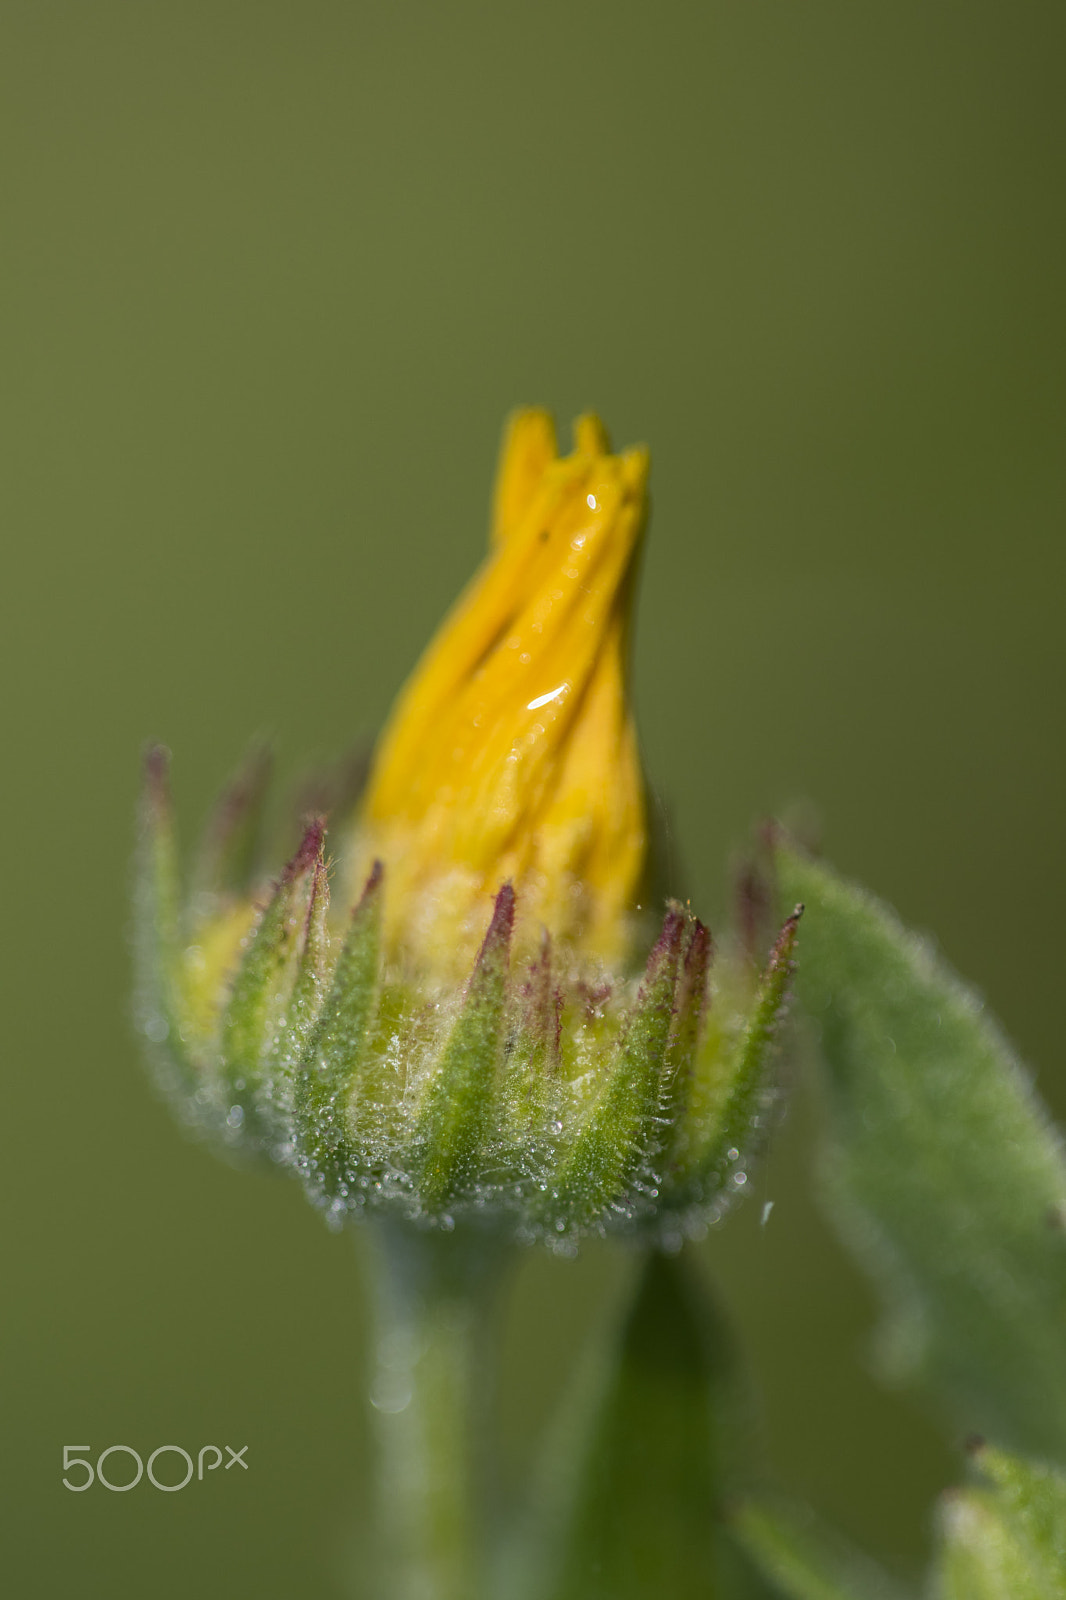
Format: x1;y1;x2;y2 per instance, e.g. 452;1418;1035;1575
658;919;713;1168
935;1446;1066;1600
294;861;383;1208
496;932;560;1165
261;849;330;1136
133;746;200;1095
217;817;325;1142
667;908;801;1204
548;909;684;1232
190;743;272;901
411;884;515;1214
777;843;1066;1464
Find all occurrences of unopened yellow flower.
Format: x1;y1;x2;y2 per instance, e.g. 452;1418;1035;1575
352;409;650;975
137;406;801;1245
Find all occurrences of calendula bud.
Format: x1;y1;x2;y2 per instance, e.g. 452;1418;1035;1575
350;409;650;978
135;411;799;1247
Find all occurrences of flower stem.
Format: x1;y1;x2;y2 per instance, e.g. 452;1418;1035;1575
366;1218;509;1600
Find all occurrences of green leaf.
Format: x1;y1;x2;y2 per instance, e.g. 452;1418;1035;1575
733;1496;913;1600
776;845;1066;1462
934;1446;1066;1600
937;1492;1049;1600
975;1442;1066;1563
521;1251;749;1600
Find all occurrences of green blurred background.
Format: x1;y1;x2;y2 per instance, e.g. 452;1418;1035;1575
3;2;1064;1594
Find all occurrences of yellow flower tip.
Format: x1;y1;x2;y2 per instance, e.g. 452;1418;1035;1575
490;408;558;550
353;408;652;978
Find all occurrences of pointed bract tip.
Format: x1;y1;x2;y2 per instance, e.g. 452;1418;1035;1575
303;852;331;931
479;882;516;960
679;918;713;1007
766;903;803;973
669;919;711;1054
344;859;382;928
650;903;687;965
764;805;824;860
283;815;326;882
735;857;773;963
143;744;171;809
759;816;785;852
191;744;274;896
214;744;272;827
686;918;712;970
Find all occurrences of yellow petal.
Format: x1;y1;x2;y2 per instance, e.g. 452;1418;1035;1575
353;411;650;976
490;408;558;550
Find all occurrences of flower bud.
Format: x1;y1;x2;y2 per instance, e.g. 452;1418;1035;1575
134;412;800;1247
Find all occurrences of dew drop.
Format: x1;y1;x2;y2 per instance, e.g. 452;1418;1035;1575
369;1375;412;1414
